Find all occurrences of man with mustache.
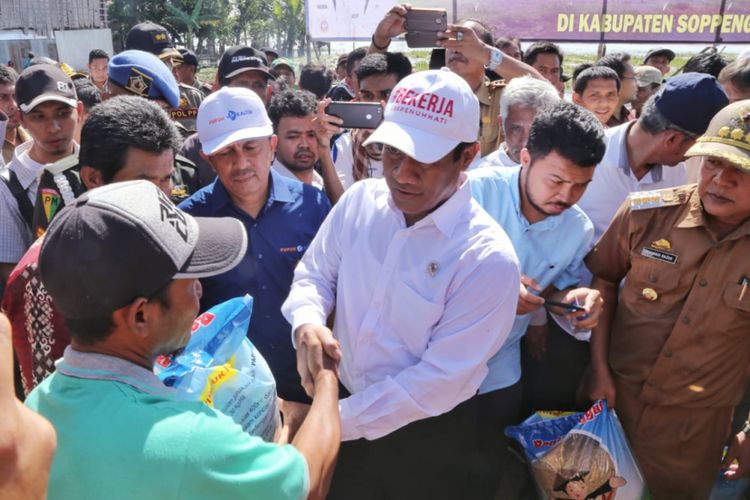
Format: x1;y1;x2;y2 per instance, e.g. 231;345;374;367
179;87;332;404
369;5;540;157
586;99;750;498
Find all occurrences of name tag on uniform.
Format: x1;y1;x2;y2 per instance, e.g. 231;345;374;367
641;246;678;265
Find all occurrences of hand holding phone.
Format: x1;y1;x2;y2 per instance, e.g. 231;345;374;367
324;102;383;130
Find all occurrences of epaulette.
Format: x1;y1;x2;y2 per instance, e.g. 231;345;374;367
44;154;79;175
629;186;691;211
486;80;506;94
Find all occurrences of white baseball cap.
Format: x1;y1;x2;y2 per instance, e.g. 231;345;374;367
363;68;479;163
197;86;273;155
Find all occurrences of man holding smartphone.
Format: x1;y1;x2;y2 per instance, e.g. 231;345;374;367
332;52;412;189
282;68;520;499
369;5;542;157
469;101;606;496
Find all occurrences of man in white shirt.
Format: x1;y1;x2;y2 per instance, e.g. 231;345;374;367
0;65;80;296
282;68;520;499
577;73;728;246
483;75;559;168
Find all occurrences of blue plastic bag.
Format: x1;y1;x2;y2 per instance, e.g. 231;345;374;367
155;295;280;442
506;400;648;499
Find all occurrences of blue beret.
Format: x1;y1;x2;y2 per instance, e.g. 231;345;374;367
654;73;728;136
108;50;180;108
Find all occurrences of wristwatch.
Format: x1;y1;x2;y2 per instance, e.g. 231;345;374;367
485;47;504;72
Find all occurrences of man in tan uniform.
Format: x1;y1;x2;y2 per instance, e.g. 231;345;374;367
367;5;541;157
586;99;750;498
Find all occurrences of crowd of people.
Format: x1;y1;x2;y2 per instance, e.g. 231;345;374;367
1;4;750;499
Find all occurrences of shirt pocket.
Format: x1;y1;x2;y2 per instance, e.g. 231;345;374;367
386;280;445;357
721;281;750;337
624;254;682;318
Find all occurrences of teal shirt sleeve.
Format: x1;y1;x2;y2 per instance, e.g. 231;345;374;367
180;410;309;500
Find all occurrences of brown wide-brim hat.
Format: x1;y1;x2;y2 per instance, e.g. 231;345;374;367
685;99;750;172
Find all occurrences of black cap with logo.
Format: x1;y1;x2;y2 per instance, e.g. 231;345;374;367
126;21;182;61
217;46;275;85
16;65;78;114
177;48;199;67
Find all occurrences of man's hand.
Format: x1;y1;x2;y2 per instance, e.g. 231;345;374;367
437;24;491;65
312;99;343;150
517;275;544;315
294;323;341;398
723;424;750;480
552;287;603;331
372;4;411;49
588;364;617;407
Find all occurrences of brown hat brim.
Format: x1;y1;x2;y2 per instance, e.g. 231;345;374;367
685;139;750;172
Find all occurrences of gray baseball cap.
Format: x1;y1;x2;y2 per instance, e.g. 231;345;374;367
40;181;247;319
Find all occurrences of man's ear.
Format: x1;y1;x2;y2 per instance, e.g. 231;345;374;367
116;297;152;339
519;148;531;169
79;166;104;190
75;101;84;124
572;91;583;105
458;142;480;171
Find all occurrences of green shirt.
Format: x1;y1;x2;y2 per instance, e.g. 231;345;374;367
26;347;308;500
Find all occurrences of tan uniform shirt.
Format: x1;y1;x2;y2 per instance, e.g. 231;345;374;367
2;127;30;166
476;79;504;157
586;184;750;409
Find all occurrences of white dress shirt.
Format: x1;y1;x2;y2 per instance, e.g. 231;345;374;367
272;158;324;191
282;177;520;441
481;143;518;167
577;122;688;244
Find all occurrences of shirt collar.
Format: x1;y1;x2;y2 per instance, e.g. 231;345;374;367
412;174;472;237
56;346;176;397
617;122;662;182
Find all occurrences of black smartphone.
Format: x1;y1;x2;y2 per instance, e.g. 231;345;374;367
405;30;441;48
544;300;586;313
405;8;448;32
325;102;383;129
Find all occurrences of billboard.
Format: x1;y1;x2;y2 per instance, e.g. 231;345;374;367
308;0;750;43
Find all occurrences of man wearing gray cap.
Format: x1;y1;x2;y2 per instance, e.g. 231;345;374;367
25;180;340;500
283;68;520;498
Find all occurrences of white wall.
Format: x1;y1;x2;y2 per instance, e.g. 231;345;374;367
54;29;114;71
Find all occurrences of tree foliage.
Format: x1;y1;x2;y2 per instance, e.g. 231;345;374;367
108;0;307;56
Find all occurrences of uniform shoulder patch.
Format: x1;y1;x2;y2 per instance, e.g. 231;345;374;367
629;187;691;211
486;80;506;93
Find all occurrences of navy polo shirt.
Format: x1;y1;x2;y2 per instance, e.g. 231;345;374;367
179;170;331;402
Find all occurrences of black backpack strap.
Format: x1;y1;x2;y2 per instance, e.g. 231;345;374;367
0;168;33;230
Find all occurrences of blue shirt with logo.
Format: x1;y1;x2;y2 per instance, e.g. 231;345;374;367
469;166;593;393
180;169;331;402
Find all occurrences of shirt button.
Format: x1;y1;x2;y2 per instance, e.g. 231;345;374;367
682;316;690;325
253;223;258;228
258;253;263;259
699;279;707;287
261;285;267;290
